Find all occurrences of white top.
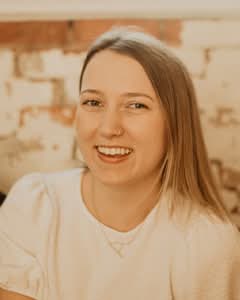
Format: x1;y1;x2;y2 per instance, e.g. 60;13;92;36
0;168;240;300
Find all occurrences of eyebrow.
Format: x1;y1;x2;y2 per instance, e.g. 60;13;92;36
80;89;154;102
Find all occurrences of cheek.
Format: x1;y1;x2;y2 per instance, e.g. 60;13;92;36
141;119;167;159
132;118;166;144
153;121;167;152
75;109;97;139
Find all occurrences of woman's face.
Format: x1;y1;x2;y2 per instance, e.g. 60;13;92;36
76;50;167;186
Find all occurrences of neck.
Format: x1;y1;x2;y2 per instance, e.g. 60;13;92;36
82;169;161;232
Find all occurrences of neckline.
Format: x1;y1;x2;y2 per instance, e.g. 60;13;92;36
75;168;161;240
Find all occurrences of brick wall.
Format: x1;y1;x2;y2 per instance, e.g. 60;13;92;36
0;19;239;227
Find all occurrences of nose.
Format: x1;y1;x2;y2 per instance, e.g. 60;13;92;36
98;108;124;138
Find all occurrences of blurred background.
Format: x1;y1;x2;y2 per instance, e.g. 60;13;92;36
0;0;239;227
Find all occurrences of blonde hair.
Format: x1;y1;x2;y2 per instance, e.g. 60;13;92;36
78;26;232;226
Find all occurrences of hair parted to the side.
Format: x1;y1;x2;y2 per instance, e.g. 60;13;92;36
78;26;232;226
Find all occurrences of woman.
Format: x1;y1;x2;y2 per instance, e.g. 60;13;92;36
0;26;239;300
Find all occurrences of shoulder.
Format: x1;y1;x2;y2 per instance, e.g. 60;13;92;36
187;211;240;255
173;209;240;261
170;211;240;299
41;167;83;191
1;172;47;218
40;168;84;207
0;172;52;252
169;205;240;271
0;168;84;252
2;168;83;214
0;173;48;298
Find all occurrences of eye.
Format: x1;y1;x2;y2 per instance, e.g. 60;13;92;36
82;99;102;107
128;102;148;109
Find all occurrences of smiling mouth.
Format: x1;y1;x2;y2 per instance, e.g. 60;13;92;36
94;145;133;163
95;145;133;156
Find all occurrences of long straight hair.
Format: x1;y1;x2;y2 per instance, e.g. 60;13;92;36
78;26;232;226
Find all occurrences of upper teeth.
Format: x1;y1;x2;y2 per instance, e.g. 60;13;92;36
97;146;132;155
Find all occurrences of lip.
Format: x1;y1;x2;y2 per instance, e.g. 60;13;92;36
94;146;132;164
94;145;133;150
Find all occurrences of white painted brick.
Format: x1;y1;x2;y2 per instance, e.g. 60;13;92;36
6;108;78;183
0;135;78;193
9;79;53;109
0;82;8;100
207;49;240;82
0;110;19;137
201;119;240;170
222;167;240;191
181;21;240;47
169;47;205;76
0;50;14;80
193;78;220;116
17;109;75;160
206;49;240;114
35;50;64;78
19;50;62;78
64;76;80;104
193;78;240;119
0;82;19;136
19;50;86;79
62;53;86;77
221;189;239;212
211;82;240;117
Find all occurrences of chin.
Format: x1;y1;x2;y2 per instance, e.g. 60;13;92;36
94;170;130;186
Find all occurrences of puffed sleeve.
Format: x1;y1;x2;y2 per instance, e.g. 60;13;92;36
171;214;240;300
0;173;52;300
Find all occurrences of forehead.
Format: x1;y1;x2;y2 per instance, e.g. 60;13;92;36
81;50;156;96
